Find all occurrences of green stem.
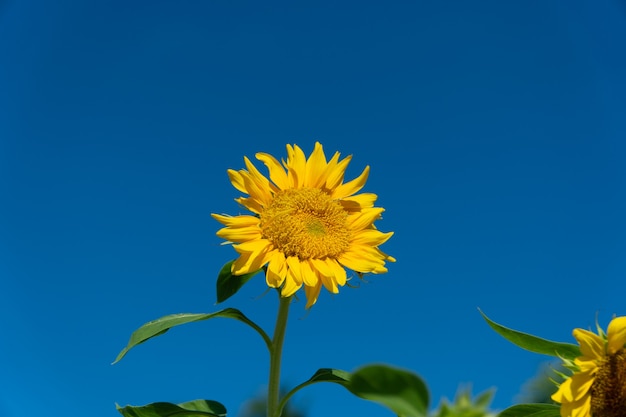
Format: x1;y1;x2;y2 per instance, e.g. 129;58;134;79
267;294;292;417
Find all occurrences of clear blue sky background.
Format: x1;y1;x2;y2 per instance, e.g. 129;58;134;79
1;1;625;417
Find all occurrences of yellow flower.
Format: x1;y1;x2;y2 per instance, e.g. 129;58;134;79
551;316;626;417
212;142;395;308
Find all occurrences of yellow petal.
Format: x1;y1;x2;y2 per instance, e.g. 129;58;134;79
309;258;337;293
574;358;598;374
607;316;626;355
243;156;268;183
347;207;385;231
256;152;289;190
211;214;260;227
235;196;263;215
338;251;385;273
244;156;277;197
285;256;304;285
568;372;595;401
331;165;370;199
551;377;572;403
344;244;388;266
325;154;351;191
281;267;302;297
304;281;322;308
315;151;340;190
552;372;593;404
341;193;378;211
231;251;259;275
300;259;318;287
351;229;394;246
559;402;572;417
266;250;287;288
320;273;339;293
234;239;270;252
326;258;347;286
227;169;247;194
557;393;590;417
232;240;271;274
572;394;591;417
304;142;328;188
240;170;272;206
286;144;307;188
310;258;331;277
216;226;262;243
385;253;397;263
573;328;605;359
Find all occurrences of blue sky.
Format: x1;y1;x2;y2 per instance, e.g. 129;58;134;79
1;1;625;416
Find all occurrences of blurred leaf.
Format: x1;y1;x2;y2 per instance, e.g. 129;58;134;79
474;389;495;410
113;308;271;364
479;309;580;360
516;361;566;404
498;403;560;417
241;385;308;417
116;399;227;417
346;364;429;417
216;260;262;304
432;386;496;417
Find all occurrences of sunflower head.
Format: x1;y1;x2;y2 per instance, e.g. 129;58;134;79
551;316;626;417
212;142;395;308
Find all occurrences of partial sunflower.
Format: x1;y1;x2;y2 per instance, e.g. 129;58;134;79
212;142;395;308
551;316;626;417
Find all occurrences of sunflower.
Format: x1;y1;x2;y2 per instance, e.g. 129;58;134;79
212;142;395;308
551;316;626;417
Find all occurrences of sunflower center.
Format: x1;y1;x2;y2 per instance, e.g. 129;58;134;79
260;188;351;260
590;348;626;417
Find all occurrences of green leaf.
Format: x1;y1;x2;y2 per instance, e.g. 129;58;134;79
347;364;429;417
216;260;262;304
178;400;227;415
306;368;352;385
113;308;271;364
473;388;495;409
479;309;580;360
498;403;560;417
278;368;352;413
116;399;227;417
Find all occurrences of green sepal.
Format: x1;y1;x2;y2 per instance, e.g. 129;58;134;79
116;399;227;417
479;309;580;360
346;364;430;417
498;403;560;417
216;260;262;304
113;308;271;364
